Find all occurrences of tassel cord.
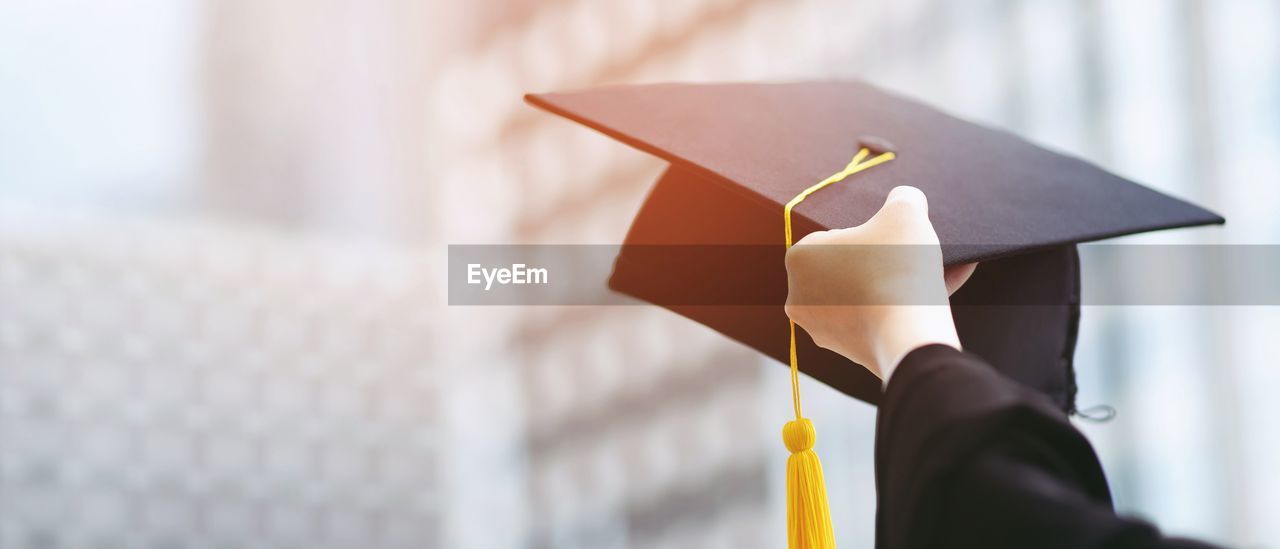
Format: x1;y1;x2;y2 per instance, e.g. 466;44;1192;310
782;148;895;420
781;148;895;549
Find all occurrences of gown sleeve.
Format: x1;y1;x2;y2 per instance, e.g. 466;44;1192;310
874;344;1219;549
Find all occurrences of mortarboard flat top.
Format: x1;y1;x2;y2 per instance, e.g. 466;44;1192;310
527;81;1223;263
525;81;1224;409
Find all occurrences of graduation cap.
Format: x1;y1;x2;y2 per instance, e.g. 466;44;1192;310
526;81;1223;548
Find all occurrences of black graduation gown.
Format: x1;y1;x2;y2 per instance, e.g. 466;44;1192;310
875;345;1220;549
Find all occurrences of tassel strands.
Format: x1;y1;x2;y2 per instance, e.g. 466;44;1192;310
784;418;834;549
781;147;896;549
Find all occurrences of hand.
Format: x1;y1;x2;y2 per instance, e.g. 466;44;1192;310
784;186;976;384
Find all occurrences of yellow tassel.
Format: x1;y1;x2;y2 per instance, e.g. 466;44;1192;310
781;148;895;549
784;418;835;549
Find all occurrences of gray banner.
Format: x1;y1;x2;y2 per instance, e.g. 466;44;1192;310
448;244;1280;306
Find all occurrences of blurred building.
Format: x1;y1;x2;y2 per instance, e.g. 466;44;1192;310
0;207;442;548
0;0;1277;548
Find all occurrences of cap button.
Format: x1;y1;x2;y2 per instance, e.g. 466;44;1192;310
858;135;896;155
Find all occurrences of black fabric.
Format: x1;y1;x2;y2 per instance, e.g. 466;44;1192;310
949;247;1082;412
876;344;1220;549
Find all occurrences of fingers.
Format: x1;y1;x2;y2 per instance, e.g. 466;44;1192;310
943;262;978;295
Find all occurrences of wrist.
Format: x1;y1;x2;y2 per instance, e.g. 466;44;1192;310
873;306;960;385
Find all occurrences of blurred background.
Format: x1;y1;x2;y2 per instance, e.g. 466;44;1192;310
1;0;1278;547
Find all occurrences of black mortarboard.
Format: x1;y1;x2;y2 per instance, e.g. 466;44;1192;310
526;81;1224;414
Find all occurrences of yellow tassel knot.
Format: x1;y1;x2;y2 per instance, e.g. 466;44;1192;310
783;418;817;453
